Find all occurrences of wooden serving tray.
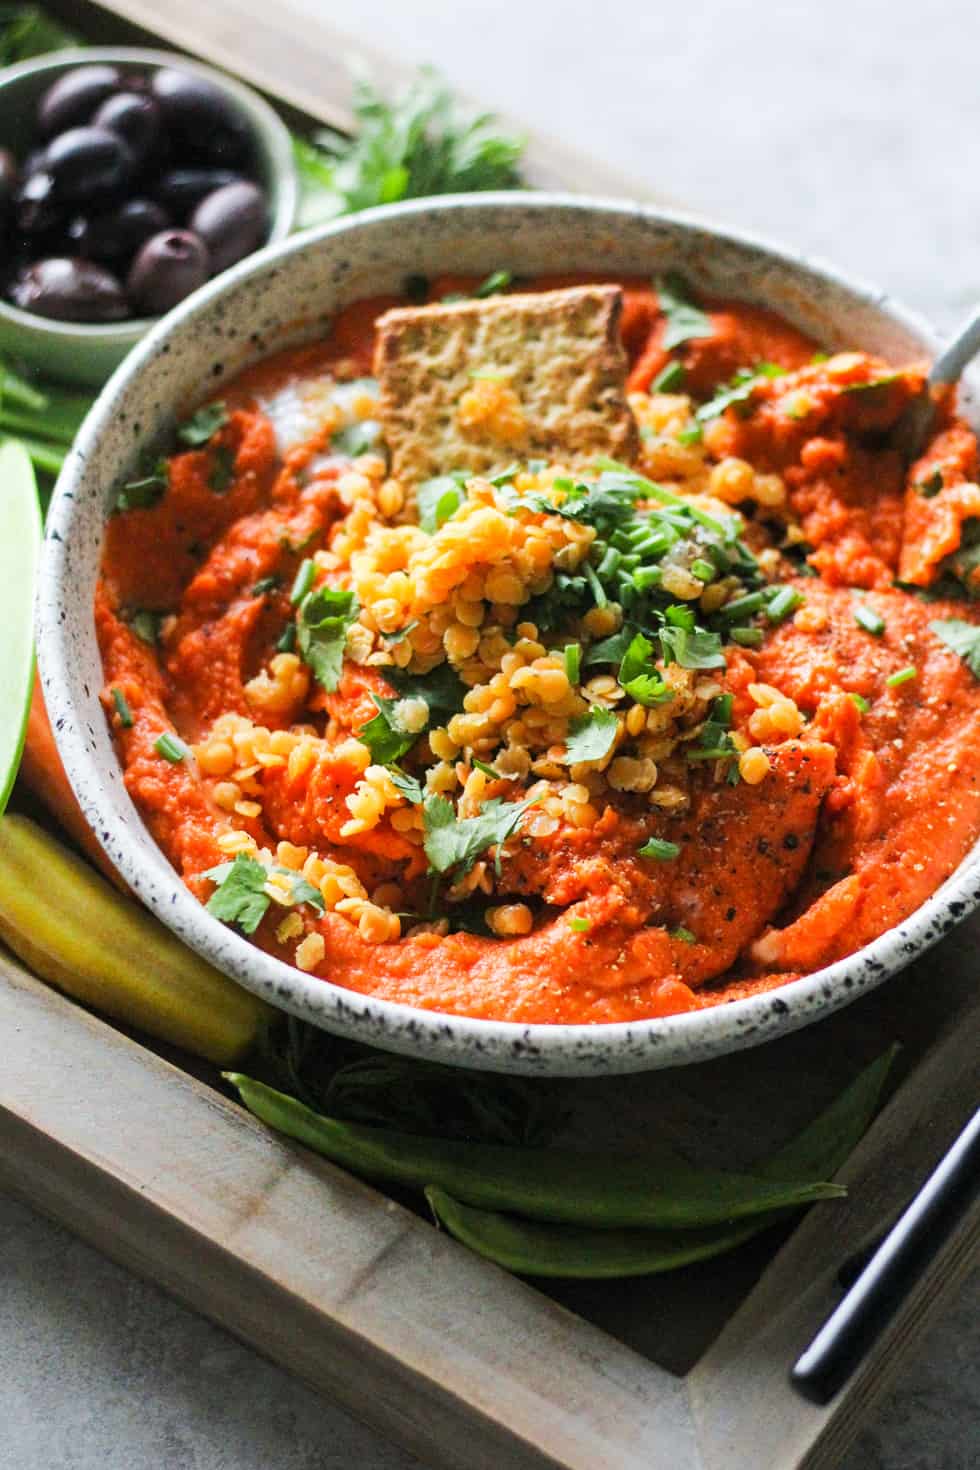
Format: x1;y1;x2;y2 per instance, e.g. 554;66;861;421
3;4;978;1466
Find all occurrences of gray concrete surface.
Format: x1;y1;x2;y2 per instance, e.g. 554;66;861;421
3;0;978;1464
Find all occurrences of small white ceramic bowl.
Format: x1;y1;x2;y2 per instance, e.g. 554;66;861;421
0;47;297;387
36;195;980;1075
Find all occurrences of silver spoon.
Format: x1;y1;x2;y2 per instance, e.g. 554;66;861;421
896;302;980;459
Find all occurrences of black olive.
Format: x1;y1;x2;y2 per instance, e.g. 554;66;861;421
0;148;18;230
92;92;162;169
9;257;128;322
150;68;253;168
37;64;122;138
15;171;63;235
68;198;172;266
21;146;47;178
45;126;133;202
151;166;243;220
189;180;266;274
126;228;210;314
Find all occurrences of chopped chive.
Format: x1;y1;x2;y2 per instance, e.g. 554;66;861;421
111;688;133;728
474;269;513;298
886;665;917;688
633;565;663;592
677;422;703;446
637;837;681;861
290;557;315;604
690;557;716;583
854;604;885;636
671;925;696;944
712;692;734;726
472;758;499;778
568;916;591;933
766;585;804;624
564;643;581;684
719;590;766;620
652;359;686;393
154;732;187;763
582;560;607;607
849;692;871;713
597;546;622;578
276;622;297;653
252;575;280;596
729;627;764;647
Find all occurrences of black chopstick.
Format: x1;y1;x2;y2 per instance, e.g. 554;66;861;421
790;1107;980;1404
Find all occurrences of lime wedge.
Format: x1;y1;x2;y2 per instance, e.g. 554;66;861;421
0;441;42;814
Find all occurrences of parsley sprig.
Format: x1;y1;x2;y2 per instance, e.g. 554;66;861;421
423;793;539;880
204;854;325;936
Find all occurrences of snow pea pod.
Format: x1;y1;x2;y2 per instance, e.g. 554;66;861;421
224;1073;846;1230
425;1048;898;1279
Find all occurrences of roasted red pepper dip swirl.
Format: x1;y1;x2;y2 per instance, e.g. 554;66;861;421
96;274;980;1023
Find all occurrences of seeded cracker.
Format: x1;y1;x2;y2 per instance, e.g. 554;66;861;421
373;285;639;482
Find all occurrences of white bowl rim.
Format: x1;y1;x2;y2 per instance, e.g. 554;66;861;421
0;44;298;344
36;191;980;1075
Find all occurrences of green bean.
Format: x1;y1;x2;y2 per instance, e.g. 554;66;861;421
425;1047;898;1278
224;1073;845;1229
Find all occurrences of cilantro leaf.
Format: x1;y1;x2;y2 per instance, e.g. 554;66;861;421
840;373;902;394
660;624;726;670
129;609;163;645
565;707;619;763
203;854;271;935
359;694;421;765
331;421;381;458
296;585;359;692
178;401;228;446
114;459;168;513
293;68;525;228
617;631;673;706
423;793;538;878
474;269;513;297
385;661;466;716
204;855;325;935
657;272;713;351
930;619;980;679
417;473;466;532
695;363;784;423
583;624;641;667
388;768;424;804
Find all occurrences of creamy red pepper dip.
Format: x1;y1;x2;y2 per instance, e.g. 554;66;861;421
96;275;980;1023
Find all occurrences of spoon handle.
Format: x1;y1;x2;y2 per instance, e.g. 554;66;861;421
929;303;980;386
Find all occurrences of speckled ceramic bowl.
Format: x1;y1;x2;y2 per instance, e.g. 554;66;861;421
36;195;980;1075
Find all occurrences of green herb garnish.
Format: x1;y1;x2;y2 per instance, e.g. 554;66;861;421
295;585;359;692
292;68;524;229
290;557;316;604
154;732;187;763
331;421;381;458
695;363;784;423
474;269;513;298
885;665;917;688
359;694;422;766
178;402;228;446
917;470;944;498
563;643;581;685
657;273;712;351
671;925;696;943
204;854;324;936
208;445;236;492
129;610;163;646
854;604;886;636
637;837;681;861
849;692;871;713
252;575;281;597
114;459;168;513
565;707;619;763
930;618;980;678
568;916;591;933
417;473;466;532
652;359;686;393
111;688;133;727
423;793;538;879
